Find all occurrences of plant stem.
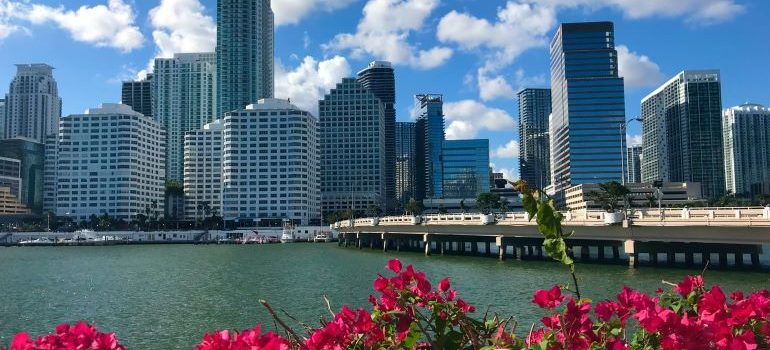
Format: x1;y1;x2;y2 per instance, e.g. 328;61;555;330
571;270;582;299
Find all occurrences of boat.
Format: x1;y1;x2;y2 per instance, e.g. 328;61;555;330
313;231;332;243
18;237;55;245
279;221;296;243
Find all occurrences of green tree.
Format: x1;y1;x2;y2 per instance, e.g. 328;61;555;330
498;197;510;213
366;204;383;218
405;199;424;216
585;181;630;212
475;192;501;215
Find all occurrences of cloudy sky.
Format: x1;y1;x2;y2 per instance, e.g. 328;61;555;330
0;0;768;180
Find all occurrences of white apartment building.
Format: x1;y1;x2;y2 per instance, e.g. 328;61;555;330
53;104;166;222
222;99;319;225
3;64;61;143
723;103;770;196
184;119;224;220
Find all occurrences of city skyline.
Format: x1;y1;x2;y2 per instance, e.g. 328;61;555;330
0;0;767;180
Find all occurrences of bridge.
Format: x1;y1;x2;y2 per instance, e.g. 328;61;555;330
334;207;770;269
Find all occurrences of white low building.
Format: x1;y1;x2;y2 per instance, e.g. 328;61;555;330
222;99;320;225
184;119;224;220
53;104;166;222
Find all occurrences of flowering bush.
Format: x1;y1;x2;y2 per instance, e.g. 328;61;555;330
3;320;124;350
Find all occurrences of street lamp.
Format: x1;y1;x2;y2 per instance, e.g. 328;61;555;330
619;117;643;185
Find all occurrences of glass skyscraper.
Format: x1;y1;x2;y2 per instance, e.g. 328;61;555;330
216;0;274;117
518;88;552;190
121;73;153;119
0;138;44;213
442;139;490;199
319;78;386;215
722;103;770;197
641;70;725;198
626;145;642;184
357;61;396;209
549;22;626;197
415;94;445;200
395;121;416;205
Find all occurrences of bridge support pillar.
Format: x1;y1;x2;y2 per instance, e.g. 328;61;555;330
423;234;431;256
515;246;522;260
667;252;676;265
471;241;478;255
612;246;620;261
598;246;605;261
624;240;636;268
440;241;445;255
735;253;744;267
685;252;694;267
719;252;728;267
536;245;543;259
396;239;400;252
580;246;590;261
751;252;761;268
485;242;491;256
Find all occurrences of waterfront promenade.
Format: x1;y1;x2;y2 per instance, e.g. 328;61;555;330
336;207;770;269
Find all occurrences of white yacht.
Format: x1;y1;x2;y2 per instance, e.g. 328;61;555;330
279;221;296;243
19;237;55;245
313;231;332;243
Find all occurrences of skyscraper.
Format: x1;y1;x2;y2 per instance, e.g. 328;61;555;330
549;22;626;197
395;121;416;205
0;138;44;213
320;78;385;215
222;99;319;225
184;120;224;220
641;70;725;198
4;64;61;143
518;88;552;190
0;98;6;139
442;139;490;199
357;61;396;209
53;104;165;222
153;52;217;182
121;74;154;118
626;145;642;184
216;0;274;116
722;103;770;196
415;94;445;200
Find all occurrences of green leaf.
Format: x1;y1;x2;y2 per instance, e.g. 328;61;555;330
401;322;422;349
523;194;537;220
537;204;561;238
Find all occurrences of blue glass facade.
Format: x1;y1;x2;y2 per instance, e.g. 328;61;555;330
518;88;552;190
550;22;626;196
415;94;444;199
442;139;490;199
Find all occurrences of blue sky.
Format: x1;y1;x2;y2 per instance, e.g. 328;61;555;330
1;0;768;180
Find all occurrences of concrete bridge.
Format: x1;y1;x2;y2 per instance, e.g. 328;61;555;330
335;207;770;269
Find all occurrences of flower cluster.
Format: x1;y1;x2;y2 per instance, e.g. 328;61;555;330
519;275;770;350
196;325;288;350
3;321;124;350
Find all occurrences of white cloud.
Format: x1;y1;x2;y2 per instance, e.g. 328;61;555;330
0;1;26;40
627;134;642;147
25;0;143;52
273;0;357;26
494;140;520;159
477;68;547;101
437;2;556;71
275;55;351;115
324;0;453;69
534;0;744;24
490;163;518;182
443;100;516;139
148;0;216;59
616;45;664;89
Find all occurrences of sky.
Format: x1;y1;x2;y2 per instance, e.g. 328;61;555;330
0;0;768;181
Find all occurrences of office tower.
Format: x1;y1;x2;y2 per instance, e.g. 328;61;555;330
121;74;153;118
442;139;490;199
153;53;217;182
216;0;274;116
549;22;626;197
222;99;319;225
320;78;385;215
395;121;416;205
43;134;57;213
54;104;165;222
0;186;30;214
641;70;725;198
0;138;44;213
723;103;770;196
357;61;396;209
0;157;22;199
626;145;642;183
518;88;552;190
415;94;445;200
4;64;61;143
184;119;224;220
0;98;6;139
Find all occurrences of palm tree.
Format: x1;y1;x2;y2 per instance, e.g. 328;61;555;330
586;181;631;212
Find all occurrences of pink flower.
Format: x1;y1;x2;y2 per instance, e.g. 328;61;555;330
373;275;388;291
532;285;565;309
387;259;402;273
674;275;704;297
438;277;450;292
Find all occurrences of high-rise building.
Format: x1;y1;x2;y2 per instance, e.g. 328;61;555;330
0;98;6;139
395;121;416;205
153;53;217;182
442;139;490;199
641;70;725;198
216;0;274;117
549;22;626;197
4;64;61;143
357;61;396;209
184;119;224;220
518;88;552;190
415;94;445;200
121;73;154;118
222;99;319;225
43;134;57;214
722;103;770;196
53;104;165;222
320;78;385;215
626;145;642;184
0;157;22;199
0;137;44;213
